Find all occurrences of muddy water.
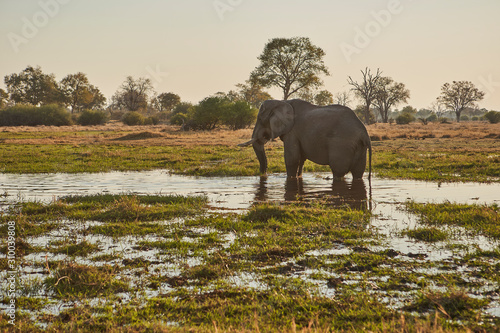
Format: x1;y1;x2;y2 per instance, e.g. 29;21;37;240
0;170;498;210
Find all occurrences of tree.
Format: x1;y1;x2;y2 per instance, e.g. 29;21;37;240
157;92;181;112
222;101;257;130
190;96;230;130
429;101;445;120
348;68;382;124
112;76;154;111
235;80;272;108
437;81;485;122
314;90;334;106
0;88;8;109
334;91;351;107
4;65;61;105
373;77;410;123
250;37;330;100
60;72;105;112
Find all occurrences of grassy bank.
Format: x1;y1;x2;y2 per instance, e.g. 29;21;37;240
0;122;499;182
1;195;499;331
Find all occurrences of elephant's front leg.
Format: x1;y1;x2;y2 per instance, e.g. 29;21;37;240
283;141;302;178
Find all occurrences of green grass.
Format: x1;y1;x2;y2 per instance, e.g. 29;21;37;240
1;139;498;182
374;150;500;182
44;262;129;299
2;195;500;331
405;201;500;239
404;227;449;242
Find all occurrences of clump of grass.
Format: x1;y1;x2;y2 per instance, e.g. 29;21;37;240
63;194;208;222
403;227;449;242
403;289;489;320
45;262;128;298
405;201;500;239
50;240;100;257
88;221;166;237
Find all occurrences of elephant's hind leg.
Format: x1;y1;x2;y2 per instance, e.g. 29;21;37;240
350;148;367;179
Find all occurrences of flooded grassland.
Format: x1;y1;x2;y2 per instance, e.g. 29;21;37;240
0;123;499;332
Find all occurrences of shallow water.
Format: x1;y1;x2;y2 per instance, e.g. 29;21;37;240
0;170;498;210
1;170;500;322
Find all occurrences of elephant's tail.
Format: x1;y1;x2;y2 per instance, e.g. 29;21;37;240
368;142;372;180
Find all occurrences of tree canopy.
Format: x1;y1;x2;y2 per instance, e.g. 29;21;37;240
156;92;181;112
112;76;154;111
4;65;60;105
373;76;410;123
235;80;272;108
250;37;330;100
438;81;485;122
60;72;105;112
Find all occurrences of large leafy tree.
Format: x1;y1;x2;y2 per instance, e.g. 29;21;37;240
235;80;272;108
437;81;485;122
4;65;61;105
373;77;410;123
314;90;334;106
156;92;181;112
250;37;330;100
112;76;154;111
347;67;382;124
60;72;105;112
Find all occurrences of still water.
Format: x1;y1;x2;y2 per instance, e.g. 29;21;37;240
0;170;498;210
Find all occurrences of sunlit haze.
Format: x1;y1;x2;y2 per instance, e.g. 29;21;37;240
1;0;499;110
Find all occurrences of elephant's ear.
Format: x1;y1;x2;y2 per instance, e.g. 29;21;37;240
259;100;294;139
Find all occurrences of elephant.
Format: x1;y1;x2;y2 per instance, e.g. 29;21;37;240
238;99;372;180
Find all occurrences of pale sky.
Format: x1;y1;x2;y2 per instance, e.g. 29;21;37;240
1;0;499;110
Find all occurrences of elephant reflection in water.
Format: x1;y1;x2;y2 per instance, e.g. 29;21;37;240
254;176;370;211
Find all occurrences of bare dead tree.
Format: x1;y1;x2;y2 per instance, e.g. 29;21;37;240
347;67;382;124
334;91;351;107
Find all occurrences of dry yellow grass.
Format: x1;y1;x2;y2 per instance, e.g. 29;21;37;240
0;121;498;148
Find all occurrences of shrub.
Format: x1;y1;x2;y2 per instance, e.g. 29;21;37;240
426;114;438;122
460;115;469;122
190;96;229;130
170;113;188;126
122;111;145;125
484;111;500;124
77;109;109;126
222;101;257;130
395;113;415;125
0;104;72;126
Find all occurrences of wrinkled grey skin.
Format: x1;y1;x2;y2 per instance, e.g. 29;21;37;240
239;99;372;180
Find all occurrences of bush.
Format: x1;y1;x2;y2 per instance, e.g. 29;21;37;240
190;97;228;130
77;110;109;126
426;114;438;122
222;101;257;130
460;115;469;122
170;113;188;126
484;111;500;124
122;111;145;125
395;113;415;125
0;104;72;126
144;115;160;125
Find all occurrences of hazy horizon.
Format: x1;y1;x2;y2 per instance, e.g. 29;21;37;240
1;0;499;110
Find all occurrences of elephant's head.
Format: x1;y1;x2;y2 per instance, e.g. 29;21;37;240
238;100;294;174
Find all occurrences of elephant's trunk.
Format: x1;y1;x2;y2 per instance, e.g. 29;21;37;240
253;142;267;175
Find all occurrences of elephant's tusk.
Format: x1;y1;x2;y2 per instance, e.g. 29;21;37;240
237;138;256;147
